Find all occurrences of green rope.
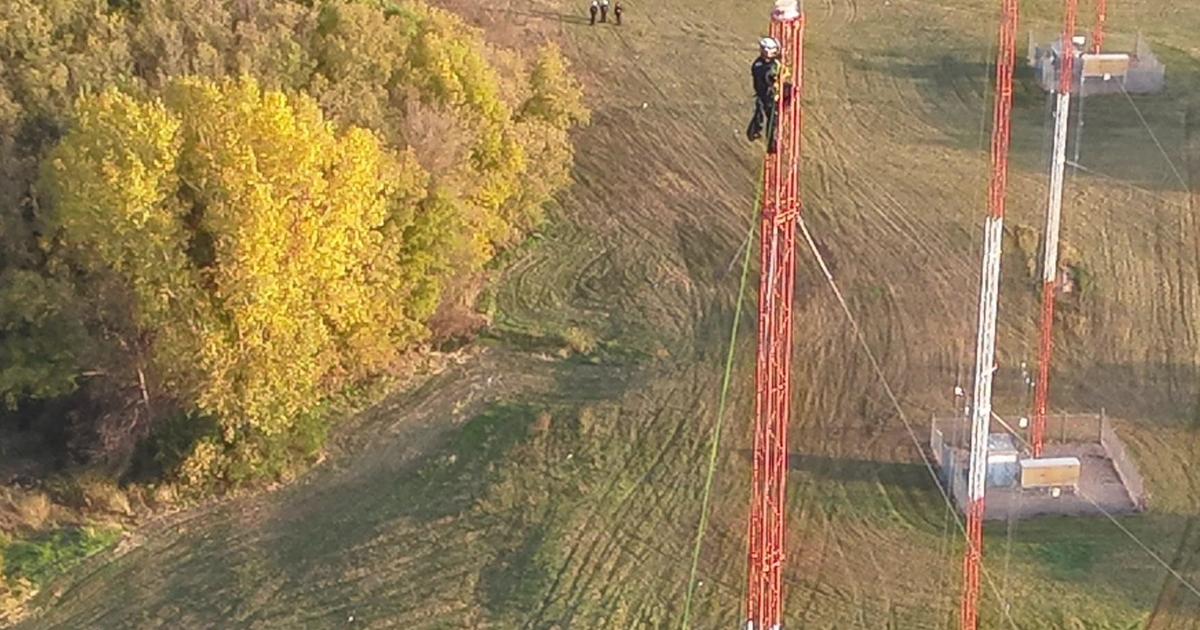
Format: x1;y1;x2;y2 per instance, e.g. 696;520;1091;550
680;188;759;630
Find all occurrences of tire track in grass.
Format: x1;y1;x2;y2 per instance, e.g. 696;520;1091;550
536;375;714;625
23;0;1200;626
523;390;688;626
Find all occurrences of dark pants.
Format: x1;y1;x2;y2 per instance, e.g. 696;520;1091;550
746;97;779;154
600;6;607;21
615;10;622;24
589;8;597;24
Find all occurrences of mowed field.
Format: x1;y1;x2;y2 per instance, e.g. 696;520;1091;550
14;0;1200;628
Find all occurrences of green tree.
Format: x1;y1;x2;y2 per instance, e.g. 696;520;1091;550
0;271;87;409
0;0;131;268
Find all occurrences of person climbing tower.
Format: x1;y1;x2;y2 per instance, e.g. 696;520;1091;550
746;36;790;154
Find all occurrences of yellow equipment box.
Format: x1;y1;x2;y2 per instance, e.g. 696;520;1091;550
1080;53;1131;79
1020;457;1081;490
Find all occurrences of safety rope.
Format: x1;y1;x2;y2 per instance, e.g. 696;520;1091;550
680;180;760;630
796;217;1020;628
992;410;1200;602
1120;83;1190;190
1066;159;1186;206
1058;83;1200;601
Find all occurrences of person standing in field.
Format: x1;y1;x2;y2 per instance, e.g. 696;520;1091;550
614;1;624;24
599;0;609;22
589;0;598;24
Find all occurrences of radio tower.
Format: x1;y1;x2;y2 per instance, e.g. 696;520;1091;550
962;0;1019;626
1031;0;1080;458
745;1;804;628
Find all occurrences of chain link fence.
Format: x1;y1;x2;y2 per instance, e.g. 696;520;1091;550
1101;416;1149;510
1027;31;1165;96
929;411;1148;513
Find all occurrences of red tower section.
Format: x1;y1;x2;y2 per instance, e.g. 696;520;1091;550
1031;0;1080;459
1092;0;1108;53
745;5;805;630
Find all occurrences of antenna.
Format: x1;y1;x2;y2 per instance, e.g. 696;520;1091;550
961;0;1019;626
744;3;805;629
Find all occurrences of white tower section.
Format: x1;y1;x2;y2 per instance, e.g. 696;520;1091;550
968;214;1003;502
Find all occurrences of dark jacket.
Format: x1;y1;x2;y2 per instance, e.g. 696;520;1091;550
751;57;781;103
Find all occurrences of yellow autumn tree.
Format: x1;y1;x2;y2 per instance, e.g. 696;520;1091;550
0;0;588;479
308;1;585;263
509;43;590;233
303;2;589;333
41;76;438;480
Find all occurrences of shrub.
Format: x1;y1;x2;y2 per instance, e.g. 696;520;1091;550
2;526;121;587
149;483;178;507
7;492;51;532
0;534;26;621
178;439;225;490
1072;263;1093;296
576;406;598;435
1007;222;1041;281
531;411;553;435
78;478;132;517
562;327;598;355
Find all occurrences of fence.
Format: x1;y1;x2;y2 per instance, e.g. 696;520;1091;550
931;413;1103;452
1026;32;1165;95
1101;416;1149;510
932;442;969;514
1127;33;1167;94
949;454;968;513
930;422;945;466
930;415;969;450
929;411;1150;512
1043;413;1103;444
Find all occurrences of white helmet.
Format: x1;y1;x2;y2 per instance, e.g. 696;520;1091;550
760;37;780;56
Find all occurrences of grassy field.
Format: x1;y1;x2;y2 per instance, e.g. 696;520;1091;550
12;0;1200;628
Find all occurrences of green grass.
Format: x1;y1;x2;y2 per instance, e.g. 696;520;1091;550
1029;539;1098;578
480;524;557;617
2;526;121;588
12;0;1200;627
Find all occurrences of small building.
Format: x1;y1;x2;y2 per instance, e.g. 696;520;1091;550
987;433;1020;488
929;412;1147;520
1020;456;1082;492
1027;32;1165;96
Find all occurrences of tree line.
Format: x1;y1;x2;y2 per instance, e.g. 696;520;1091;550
0;0;588;487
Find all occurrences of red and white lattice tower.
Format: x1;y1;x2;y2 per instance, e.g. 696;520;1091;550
1092;0;1108;53
962;0;1019;627
1031;0;1080;458
745;1;804;628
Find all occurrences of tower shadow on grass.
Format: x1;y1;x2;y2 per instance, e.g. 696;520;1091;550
846;43;1200;194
